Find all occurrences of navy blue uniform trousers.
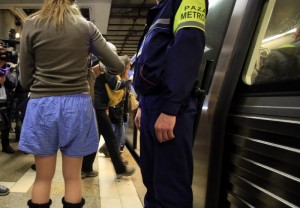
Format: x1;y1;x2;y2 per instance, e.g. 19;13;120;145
140;94;197;208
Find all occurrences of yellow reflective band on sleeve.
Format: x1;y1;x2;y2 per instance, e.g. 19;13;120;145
173;0;206;34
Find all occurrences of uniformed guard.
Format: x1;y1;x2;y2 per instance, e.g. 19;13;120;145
133;0;208;207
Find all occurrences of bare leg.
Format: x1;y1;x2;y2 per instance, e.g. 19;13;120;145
62;154;83;203
31;154;57;204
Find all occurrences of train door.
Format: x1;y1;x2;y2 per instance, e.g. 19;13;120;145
192;0;265;206
222;0;300;207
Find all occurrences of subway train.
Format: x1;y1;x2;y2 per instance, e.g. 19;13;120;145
0;0;300;207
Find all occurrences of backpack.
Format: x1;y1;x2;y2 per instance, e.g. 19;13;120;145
105;75;125;106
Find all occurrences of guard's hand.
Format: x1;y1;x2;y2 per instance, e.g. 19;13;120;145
134;108;141;130
154;113;176;143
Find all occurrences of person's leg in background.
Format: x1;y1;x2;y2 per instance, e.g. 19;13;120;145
98;143;110;157
95;109;134;178
7;97;18;133
100;107;124;157
14;112;22;141
81;152;98;179
15;94;29;141
120;113;129;152
1;127;15;154
111;118;124;152
1;107;15;154
111;119;128;164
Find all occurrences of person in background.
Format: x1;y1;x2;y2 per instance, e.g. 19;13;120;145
80;62;102;179
82;44;135;179
133;0;208;207
109;55;131;155
86;53;101;105
13;80;29;141
18;1;124;208
81;54;133;178
0;44;12;196
120;54;138;153
252;24;300;84
0;44;17;154
10;64;29;142
94;42;135;179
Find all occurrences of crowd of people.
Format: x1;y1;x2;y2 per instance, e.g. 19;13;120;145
1;0;209;207
1;0;137;207
0;40;31;196
0;43;17;197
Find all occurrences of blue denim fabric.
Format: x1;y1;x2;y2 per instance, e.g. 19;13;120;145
111;120;124;150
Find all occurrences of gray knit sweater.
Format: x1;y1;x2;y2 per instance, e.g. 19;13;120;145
19;15;124;98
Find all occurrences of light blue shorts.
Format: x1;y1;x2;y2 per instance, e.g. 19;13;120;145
19;94;99;157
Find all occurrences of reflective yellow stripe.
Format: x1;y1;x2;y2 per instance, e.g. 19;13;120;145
173;0;206;34
278;44;295;48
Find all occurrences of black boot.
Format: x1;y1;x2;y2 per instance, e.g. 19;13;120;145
62;197;85;208
27;199;52;208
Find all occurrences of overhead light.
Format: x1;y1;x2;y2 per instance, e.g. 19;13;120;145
262;28;297;43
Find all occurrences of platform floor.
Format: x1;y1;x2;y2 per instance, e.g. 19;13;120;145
0;134;146;208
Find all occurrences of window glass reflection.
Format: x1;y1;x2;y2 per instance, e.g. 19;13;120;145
245;0;300;85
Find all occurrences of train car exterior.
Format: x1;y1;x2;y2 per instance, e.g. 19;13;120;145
191;0;300;207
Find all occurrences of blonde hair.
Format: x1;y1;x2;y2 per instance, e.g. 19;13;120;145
120;55;131;79
29;0;82;28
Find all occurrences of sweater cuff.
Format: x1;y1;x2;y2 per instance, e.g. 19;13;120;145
161;100;181;116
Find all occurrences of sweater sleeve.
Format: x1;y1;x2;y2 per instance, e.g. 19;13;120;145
19;20;35;91
88;22;124;75
160;28;205;115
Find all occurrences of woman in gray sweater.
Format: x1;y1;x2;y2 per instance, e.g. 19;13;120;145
18;0;124;207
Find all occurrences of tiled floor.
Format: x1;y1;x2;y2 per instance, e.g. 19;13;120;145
0;137;145;208
98;140;143;208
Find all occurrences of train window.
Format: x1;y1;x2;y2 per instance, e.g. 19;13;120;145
242;0;300;85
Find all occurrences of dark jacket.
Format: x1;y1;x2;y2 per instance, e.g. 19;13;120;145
0;68;18;129
0;68;18;105
133;0;208;115
94;73;129;110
